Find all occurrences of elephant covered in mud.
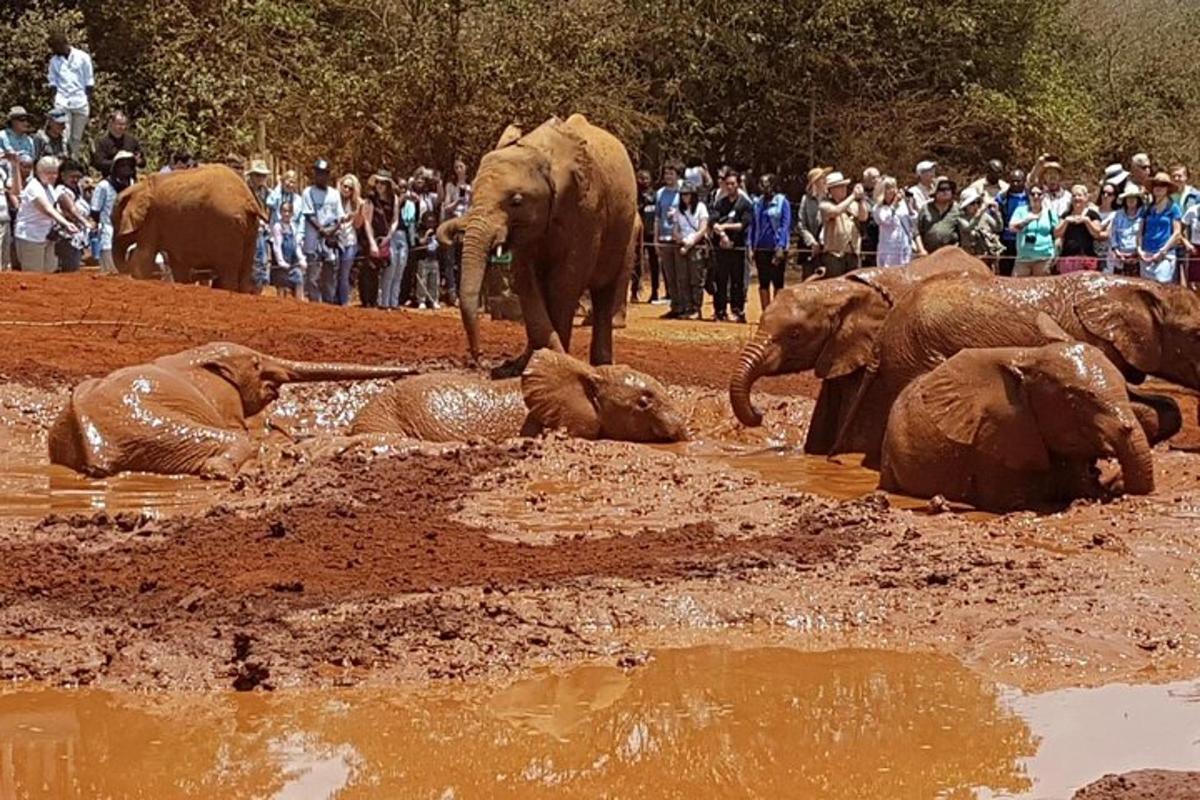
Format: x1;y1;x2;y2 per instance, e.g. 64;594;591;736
834;272;1200;465
113;164;265;291
728;247;992;451
880;342;1155;512
350;349;687;444
436;114;638;375
49;343;415;478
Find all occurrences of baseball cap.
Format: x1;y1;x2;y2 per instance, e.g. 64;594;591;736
915;160;937;174
47;108;68;124
313;158;331;173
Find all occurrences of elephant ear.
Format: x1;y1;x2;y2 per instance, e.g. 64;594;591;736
919;358;1050;472
1075;284;1164;373
496;124;524;149
115;183;151;237
814;290;889;380
521;350;603;438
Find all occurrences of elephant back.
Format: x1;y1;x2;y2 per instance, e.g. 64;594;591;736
349;375;528;443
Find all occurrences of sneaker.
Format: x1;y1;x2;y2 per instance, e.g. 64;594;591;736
431;301;441;309
714;312;728;323
735;313;748;324
419;301;429;310
651;298;669;306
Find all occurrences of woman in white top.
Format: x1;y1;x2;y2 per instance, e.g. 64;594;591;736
871;176;916;267
334;174;368;305
672;181;708;320
13;156;79;273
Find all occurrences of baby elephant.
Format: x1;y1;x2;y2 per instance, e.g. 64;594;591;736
350;349;688;443
50;342;416;478
880;342;1154;512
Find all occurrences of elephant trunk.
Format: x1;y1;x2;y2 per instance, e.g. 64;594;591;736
277;359;417;383
1112;415;1155;496
436;216;466;248
459;216;505;361
730;333;782;427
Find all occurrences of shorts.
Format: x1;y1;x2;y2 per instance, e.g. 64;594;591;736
754;249;785;290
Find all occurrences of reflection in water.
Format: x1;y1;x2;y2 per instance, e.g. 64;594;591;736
0;648;1042;799
0;457;211;518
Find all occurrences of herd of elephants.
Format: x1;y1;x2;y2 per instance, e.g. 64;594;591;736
62;114;1200;512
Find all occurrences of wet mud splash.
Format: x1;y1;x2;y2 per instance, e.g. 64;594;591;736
0;646;1196;799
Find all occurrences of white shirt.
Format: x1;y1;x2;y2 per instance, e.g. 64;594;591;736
299;185;345;253
14;178;62;243
1182;204;1200;245
91;179;122;251
1044;187;1072;217
907;183;934;209
47;47;95;110
0;162;11;223
674;202;708;246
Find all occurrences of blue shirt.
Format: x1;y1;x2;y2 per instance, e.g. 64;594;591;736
654;185;679;240
1110;210;1141;254
750;193;792;250
0;129;36;160
1141;202;1182;254
996;190;1029;243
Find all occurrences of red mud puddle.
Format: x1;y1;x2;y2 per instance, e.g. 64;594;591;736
0;458;211;518
0;646;1195;800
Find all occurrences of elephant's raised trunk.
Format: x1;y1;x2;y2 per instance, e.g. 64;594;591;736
730;333;782;427
277;359;417;383
1113;417;1155;496
436;217;466;248
459;216;504;362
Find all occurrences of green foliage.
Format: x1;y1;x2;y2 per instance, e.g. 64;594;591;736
3;0;1200;183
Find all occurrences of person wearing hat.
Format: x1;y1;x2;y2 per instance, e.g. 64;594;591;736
795;166;829;278
819;171;868;277
33;109;69;160
361;169;400;308
907;160;937;209
955;187;1004;265
1105;183;1145;275
1102;163;1131;194
671;181;709;320
92;111;143;177
0;108;36;162
915;177;962;258
47;30;94;159
90;150;136;274
1029;154;1071;217
298;159;345;302
52;158;97;272
1137;171;1184;284
244;160;272;292
0;149;24;271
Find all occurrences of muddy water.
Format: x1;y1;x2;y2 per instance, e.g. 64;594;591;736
0;646;1195;799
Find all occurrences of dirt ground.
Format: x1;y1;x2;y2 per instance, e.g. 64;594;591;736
0;272;1199;698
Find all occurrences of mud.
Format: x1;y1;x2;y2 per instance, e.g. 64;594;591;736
1075;771;1200;800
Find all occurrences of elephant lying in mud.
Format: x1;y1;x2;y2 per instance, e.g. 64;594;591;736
880;342;1155;512
49;343;415;478
729;246;992;452
350;349;687;443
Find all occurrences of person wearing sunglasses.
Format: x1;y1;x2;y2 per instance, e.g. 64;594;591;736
1093;182;1119;269
1008;185;1058;276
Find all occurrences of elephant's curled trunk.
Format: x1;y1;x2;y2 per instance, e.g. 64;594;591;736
459;217;504;361
1113;417;1155;496
730;333;780;427
278;359;417;383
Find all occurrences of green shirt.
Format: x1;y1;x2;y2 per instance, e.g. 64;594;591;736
1012;205;1058;261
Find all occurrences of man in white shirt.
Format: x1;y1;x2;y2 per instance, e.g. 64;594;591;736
299;159;345;302
907;160;937;209
47;32;94;160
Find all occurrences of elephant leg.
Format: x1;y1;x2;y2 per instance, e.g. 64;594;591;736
127;237;159;279
587;280;619;366
237;233;258;294
1127;389;1182;445
805;375;854;455
495;264;564;376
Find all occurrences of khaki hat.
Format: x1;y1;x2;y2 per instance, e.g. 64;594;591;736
825;171;850;188
1149;171;1178;191
5;106;31;124
247;159;270;176
806;166;831;188
1117;184;1144;202
1040;159;1064;175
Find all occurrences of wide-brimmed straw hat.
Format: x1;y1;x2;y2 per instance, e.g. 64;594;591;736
806;166;832;188
1118;184;1145;202
246;159;270;176
5;106;31;124
1040;158;1064;174
825;171;850;188
1149;171;1179;191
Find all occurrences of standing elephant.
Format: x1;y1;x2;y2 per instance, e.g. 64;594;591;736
49;343;415;478
836;272;1200;465
728;247;992;452
350;349;687;443
113;164;264;292
436;114;638;375
880;342;1155;512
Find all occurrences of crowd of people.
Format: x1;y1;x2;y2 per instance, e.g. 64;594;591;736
5;32;1199;319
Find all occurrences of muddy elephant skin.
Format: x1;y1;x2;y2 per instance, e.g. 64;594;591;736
436;114;638;374
728;247;992;452
350;350;688;444
113;164;265;291
49;343;416;478
839;271;1200;465
880;342;1155;512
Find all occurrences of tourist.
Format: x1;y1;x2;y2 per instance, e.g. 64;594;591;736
968;159;1009;201
13;156;79;272
1137;172;1183;284
245;160;272;291
955;188;1004;265
53;159;96;272
1030;155;1071;216
266;169;302;231
415;210;441;309
1102;163;1131;195
819;172;868;277
33;109;69;160
872;176;916;268
270;202;305;298
915;177;961;256
859;167;880;266
439;158;470;307
1172;165;1197;211
335;174;367;305
1107;185;1143;275
1055;184;1105;272
365;169;401;309
0;151;21;271
1009;184;1058;277
749;173;791;312
397;176;422;307
90;150;134;274
908;160;937;208
46;31;94;159
795;167;828;277
299;159;344;302
672;181;708;320
0;107;36;161
1093;181;1119;269
994;170;1029;276
92;112;143;177
634;170;660;303
1129;152;1151;193
684;157;713;198
1181;196;1200;289
710;170;752;322
655;163;682;318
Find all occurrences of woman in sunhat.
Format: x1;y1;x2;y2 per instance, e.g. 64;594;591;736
795;166;829;278
1106;184;1144;275
1138;171;1184;283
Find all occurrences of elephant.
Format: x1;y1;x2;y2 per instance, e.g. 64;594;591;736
436;114;638;375
49;343;416;478
350;349;687;443
833;272;1200;466
113;164;265;292
880;342;1155;512
728;246;993;451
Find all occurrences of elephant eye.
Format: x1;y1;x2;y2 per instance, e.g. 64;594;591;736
637;394;653;410
509;192;524;207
